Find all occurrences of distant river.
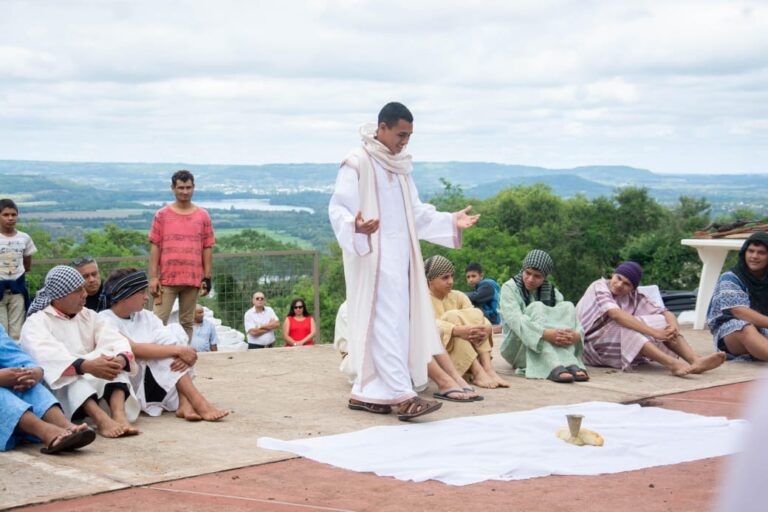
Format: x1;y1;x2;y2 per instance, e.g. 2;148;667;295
138;199;314;214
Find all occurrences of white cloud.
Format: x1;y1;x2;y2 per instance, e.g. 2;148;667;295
0;0;766;172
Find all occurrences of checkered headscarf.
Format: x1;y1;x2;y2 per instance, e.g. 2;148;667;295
522;249;554;276
424;255;454;281
28;265;85;316
513;250;556;306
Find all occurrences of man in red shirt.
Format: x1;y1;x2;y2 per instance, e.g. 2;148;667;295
148;170;214;342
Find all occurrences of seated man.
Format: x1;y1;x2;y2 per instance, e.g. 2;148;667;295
334;301;481;403
425;255;510;389
71;256;103;311
465;262;501;329
708;232;768;361
243;291;280;349
191;304;219;352
576;261;725;376
20;266;140;438
1;323;95;454
99;268;228;421
499;249;588;383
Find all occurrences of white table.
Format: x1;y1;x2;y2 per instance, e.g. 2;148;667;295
681;238;745;329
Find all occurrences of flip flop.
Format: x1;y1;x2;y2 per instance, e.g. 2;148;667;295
547;365;574;383
463;387;484;401
348;399;392;414
433;389;474;402
40;427;96;455
566;365;590;382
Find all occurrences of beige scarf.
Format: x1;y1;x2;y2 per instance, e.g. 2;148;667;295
359;123;413;175
342;128;444;395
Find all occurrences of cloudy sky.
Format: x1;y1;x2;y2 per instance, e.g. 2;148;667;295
1;0;766;173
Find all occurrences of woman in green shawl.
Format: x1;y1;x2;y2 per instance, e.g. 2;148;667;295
499;250;588;382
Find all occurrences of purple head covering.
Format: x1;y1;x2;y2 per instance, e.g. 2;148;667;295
614;261;643;289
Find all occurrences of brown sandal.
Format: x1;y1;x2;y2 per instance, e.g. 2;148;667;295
396;396;442;421
348;399;392;414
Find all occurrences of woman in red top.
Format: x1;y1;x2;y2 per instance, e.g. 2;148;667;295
282;297;316;346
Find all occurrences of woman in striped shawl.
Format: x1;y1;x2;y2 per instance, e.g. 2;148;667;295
577;261;725;376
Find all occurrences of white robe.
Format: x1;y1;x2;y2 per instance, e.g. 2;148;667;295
329;154;458;404
19;306;140;421
99;309;192;416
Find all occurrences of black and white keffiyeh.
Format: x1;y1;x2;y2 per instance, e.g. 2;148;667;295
27;265;85;316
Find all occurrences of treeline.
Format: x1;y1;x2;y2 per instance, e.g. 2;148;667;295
21;183;760;342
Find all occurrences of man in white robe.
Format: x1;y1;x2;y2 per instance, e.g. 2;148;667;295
20;266;141;438
99;268;228;421
328;102;479;420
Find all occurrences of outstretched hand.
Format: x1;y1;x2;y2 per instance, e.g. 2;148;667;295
455;206;480;229
355;211;380;234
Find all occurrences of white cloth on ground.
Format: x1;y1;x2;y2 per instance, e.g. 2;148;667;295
100;309;192;416
258;401;747;486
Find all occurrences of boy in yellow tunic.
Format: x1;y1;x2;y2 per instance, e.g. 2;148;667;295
425;255;510;389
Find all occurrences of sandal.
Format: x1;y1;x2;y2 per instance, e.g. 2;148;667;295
547;365;574;383
567;365;590;382
40;427;96;455
433;389;474;403
463;387;484;401
396;396;442;421
348;399;392;415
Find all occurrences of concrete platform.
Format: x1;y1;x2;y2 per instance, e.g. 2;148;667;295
1;327;762;510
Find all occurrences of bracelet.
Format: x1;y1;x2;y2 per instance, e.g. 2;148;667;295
73;358;86;375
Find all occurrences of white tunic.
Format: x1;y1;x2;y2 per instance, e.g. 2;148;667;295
99;309;191;416
329;157;457;403
20;306;140;420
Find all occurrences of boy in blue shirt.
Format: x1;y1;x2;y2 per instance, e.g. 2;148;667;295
465;263;501;329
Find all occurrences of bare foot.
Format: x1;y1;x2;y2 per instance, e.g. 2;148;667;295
487;369;511;388
472;375;498;389
117;423;140;436
690;352;726;374
94;417;127;438
176;405;203;422
197;404;229;422
669;360;693;377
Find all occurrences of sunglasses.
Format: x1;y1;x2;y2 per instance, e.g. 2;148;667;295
294;305;305;309
71;255;96;267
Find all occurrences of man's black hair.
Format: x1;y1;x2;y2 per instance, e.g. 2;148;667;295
0;198;18;213
378;102;413;128
171;169;195;186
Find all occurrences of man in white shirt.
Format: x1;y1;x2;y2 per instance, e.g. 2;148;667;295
243;292;280;349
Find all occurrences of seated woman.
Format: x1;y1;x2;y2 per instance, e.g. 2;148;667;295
425;255;510;389
576;261;725;376
334;301;481;403
98;268;228;421
708;232;768;361
499;249;588;383
1;324;95;454
282;297;316;347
